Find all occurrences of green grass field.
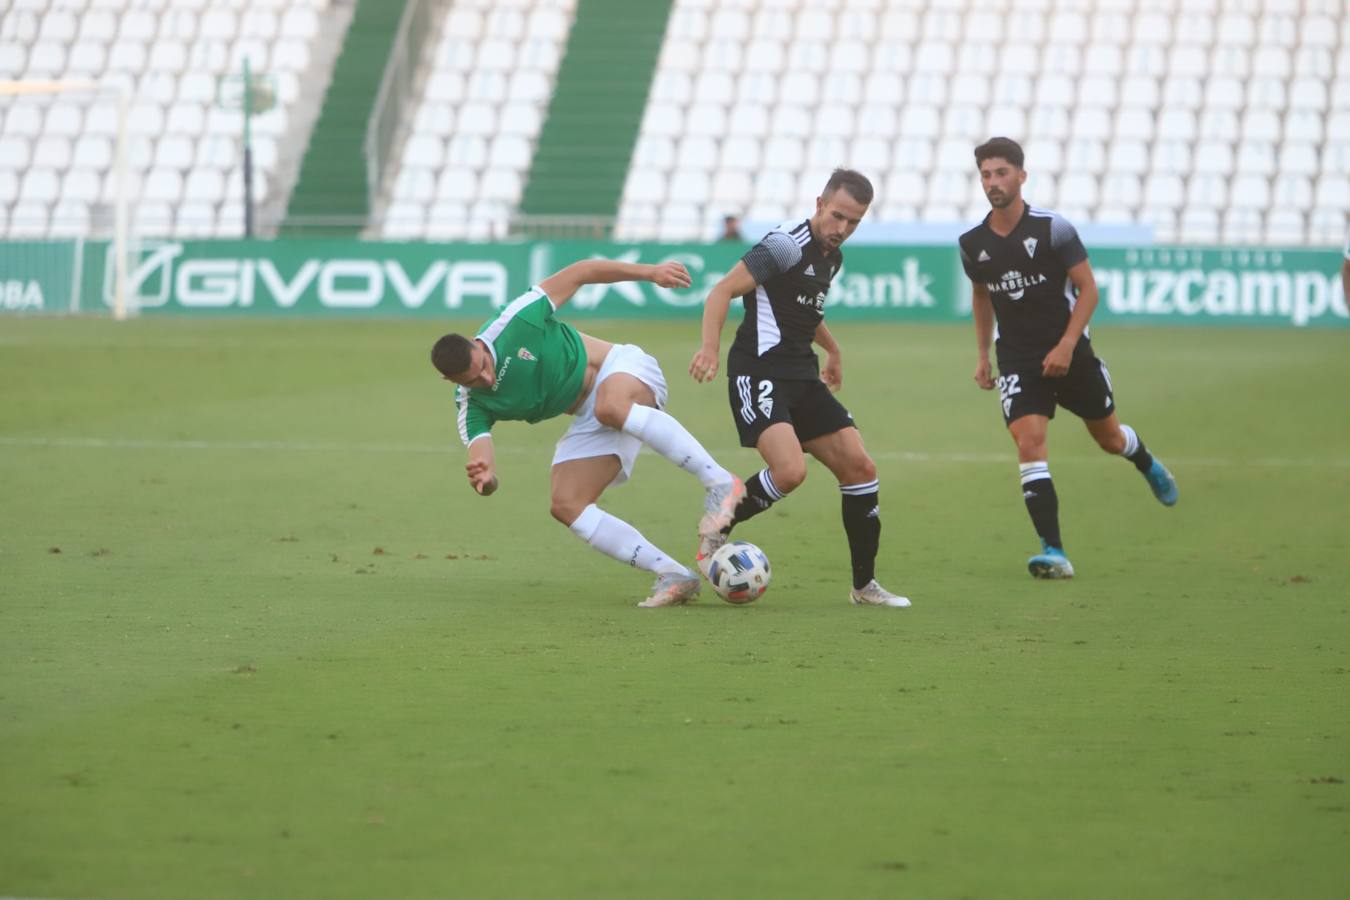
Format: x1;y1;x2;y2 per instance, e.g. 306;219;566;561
2;317;1347;900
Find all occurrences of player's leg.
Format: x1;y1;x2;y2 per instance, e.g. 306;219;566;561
1061;356;1178;507
550;456;700;607
1008;413;1074;578
999;369;1072;578
802;424;910;607
696;422;804;570
594;374;729;485
590;349;746;540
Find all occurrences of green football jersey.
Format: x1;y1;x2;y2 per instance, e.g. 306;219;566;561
455;287;587;446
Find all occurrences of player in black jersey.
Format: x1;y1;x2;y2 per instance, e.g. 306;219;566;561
959;137;1178;579
689;169;909;607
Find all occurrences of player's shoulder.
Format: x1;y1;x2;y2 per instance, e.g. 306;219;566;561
767;218;812;247
1025;205;1080;237
958;214;992;247
1026;203;1080;246
478;287;550;343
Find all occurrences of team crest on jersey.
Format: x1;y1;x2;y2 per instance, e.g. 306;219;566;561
1023;237;1038;258
517;347;536;361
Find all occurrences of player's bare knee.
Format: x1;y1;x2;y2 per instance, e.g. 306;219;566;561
592;397;631;430
1014;435;1046;460
771;461;808;493
550;498;583;525
848;455;877;484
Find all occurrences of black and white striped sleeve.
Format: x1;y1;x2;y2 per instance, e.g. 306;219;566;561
741;231;803;284
1048;212;1089;268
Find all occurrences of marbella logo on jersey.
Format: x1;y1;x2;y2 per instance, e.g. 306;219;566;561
517;347;536;361
795;290;827;311
989;269;1049;300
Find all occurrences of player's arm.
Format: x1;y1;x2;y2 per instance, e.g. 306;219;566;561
691;262;758;382
813;321;843;391
692;231;803;383
1042;260;1098;377
457;392;499;495
538;258;691;308
971;281;996;390
465;434;498;496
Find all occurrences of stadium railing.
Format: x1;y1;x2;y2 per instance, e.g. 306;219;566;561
365;0;438;217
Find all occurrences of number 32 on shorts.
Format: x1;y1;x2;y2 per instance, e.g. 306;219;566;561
995;374;1021;418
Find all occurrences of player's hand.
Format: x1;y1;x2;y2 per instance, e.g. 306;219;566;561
974;358;995;390
648;261;692;290
821;353;843;392
466;459;497;495
689;345;720;383
1041;342;1073;378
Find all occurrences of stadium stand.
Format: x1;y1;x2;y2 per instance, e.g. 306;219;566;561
612;0;1350;245
1;0;1347;246
284;0;402;236
0;0;338;239
375;0;578;240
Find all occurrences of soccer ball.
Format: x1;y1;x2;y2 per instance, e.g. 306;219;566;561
707;540;771;604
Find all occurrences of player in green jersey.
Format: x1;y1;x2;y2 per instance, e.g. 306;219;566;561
430;257;746;608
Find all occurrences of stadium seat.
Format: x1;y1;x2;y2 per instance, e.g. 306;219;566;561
1222;208;1264;244
1271;174;1312;209
1308;208;1347;245
1178;208;1220;243
1284;109;1324;144
1237;143;1277;176
1196;138;1246;175
1264;209;1305;244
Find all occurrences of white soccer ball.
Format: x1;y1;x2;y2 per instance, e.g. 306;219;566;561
707;540;771;604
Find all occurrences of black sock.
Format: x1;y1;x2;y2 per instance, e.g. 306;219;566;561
841;481;881;590
1020;464;1063;550
727;468;782;531
1120;424;1155;473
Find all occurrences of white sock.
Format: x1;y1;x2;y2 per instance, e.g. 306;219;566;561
622;405;731;487
1019;461;1051;485
567;504;691;577
1119;424;1140;457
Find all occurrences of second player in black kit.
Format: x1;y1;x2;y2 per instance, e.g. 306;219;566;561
960;137;1178;580
690;169;910;607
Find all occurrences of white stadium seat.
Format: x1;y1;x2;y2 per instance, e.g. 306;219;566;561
1264;209;1304;244
1222;208;1264;244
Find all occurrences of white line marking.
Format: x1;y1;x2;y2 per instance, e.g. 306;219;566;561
2;436;1348;469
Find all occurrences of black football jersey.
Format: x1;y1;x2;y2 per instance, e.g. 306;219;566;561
958;205;1092;370
727;219;841;379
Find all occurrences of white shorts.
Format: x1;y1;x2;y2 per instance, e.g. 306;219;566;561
551;343;668;487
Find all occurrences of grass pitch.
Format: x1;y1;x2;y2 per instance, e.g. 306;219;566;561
2;318;1347;900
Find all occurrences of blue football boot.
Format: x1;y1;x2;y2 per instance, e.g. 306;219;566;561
1143;459;1178;506
1027;541;1075;579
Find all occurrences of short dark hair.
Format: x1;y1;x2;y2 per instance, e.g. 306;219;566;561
822;168;874;205
974;137;1024;170
430;333;476;379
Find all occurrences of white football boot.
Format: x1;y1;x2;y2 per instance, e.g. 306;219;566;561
849;579;912;608
696;477;744;579
638;571;702;608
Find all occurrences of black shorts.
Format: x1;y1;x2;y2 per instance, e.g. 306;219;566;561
727;372;855;448
996;355;1116;425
